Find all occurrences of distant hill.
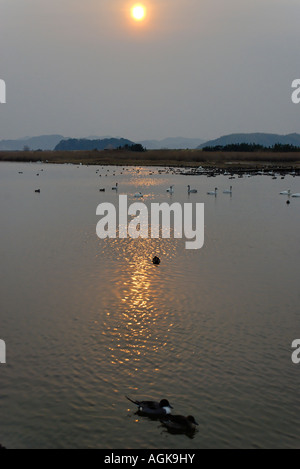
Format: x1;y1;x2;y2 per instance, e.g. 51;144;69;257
198;133;300;149
54;137;135;151
139;137;205;149
0;135;65;151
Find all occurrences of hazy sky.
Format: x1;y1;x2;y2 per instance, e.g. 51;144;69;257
1;0;300;141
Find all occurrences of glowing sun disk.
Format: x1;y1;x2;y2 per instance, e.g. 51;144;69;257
131;4;146;21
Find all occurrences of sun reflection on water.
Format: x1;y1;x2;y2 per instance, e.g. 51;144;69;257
99;237;181;372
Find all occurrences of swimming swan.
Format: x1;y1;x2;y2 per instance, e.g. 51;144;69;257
207;188;218;195
280;190;291;195
223;186;233;194
291;193;300;197
187;185;197;193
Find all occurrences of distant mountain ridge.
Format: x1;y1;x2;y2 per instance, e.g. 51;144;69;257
138;137;205;149
0;134;65;151
54;138;135;151
199;133;300;149
3;133;300;152
0;135;205;151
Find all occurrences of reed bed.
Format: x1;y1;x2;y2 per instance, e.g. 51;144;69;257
1;149;300;168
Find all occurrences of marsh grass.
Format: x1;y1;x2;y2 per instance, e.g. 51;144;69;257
0;149;300;168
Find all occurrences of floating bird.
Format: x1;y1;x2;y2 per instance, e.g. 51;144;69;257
153;256;161;265
99;188;105;192
126;396;173;417
291;193;300;197
134;192;143;198
35;189;40;193
187;185;197;194
166;185;174;194
160;415;199;433
207;188;218;195
112;183;118;190
223;186;233;194
280;190;291;195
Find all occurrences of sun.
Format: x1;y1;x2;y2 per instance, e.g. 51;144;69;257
131;4;146;21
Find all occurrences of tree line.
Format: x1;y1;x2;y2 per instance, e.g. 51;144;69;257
202;143;300;152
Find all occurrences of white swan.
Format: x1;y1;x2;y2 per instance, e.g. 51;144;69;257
280;190;291;195
166;185;174;194
188;185;197;194
207;188;218;195
134;192;143;198
291;193;300;197
223;186;233;194
112;183;118;190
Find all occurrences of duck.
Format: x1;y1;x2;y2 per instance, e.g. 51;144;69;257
134;192;143;198
223;186;233;194
187;185;197;194
34;189;40;193
166;185;174;194
126;396;173;417
99;188;105;192
160;415;199;433
153;256;161;265
291;193;300;197
207;188;218;195
112;183;118;190
280;190;291;195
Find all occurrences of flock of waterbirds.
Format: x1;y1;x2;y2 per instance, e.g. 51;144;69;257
104;182;299;200
14;163;299;200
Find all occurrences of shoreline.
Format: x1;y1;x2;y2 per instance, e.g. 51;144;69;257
0;149;300;172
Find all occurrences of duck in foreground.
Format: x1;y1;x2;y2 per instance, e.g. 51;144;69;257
160;415;199;433
126;396;173;417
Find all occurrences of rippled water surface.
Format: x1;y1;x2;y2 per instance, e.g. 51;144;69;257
0;162;300;449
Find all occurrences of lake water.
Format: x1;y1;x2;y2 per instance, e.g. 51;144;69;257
0;162;299;449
